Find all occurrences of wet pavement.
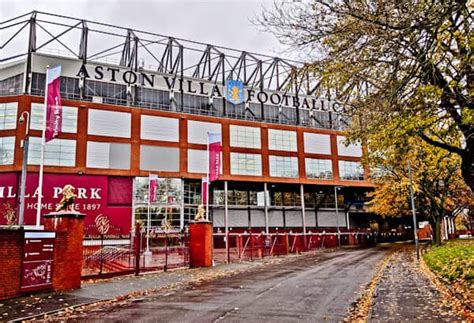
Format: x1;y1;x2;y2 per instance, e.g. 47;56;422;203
1;261;263;322
52;246;393;322
370;247;464;322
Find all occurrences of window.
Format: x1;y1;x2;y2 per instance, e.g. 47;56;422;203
133;177;182;228
230;153;262;176
230;125;261;149
88;109;131;138
0;74;23;96
28;137;76;166
305;158;333;179
141;115;179;142
31;104;78;133
271;191;301;206
303;133;331;154
177;94;220;117
187;120;221;144
0;136;15;165
140;146;179;172
264;105;298;125
137;88;170;111
30;74;80;99
187;149;222;174
337;136;362;157
85;80;127;105
269;155;298;178
0;102;18;130
213;189;258;206
268;129;297;151
184;180;201;205
87;141;130;169
187;149;207;173
339;160;364;181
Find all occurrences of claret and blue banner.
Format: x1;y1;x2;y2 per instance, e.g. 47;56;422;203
45;65;62;142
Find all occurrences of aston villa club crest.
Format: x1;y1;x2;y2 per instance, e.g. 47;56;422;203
226;79;244;105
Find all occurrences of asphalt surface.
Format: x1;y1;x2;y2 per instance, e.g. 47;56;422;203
74;245;394;322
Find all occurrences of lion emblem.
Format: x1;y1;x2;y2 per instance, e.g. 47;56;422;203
194;204;206;221
56;184;76;212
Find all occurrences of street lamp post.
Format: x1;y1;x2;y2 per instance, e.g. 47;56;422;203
334;186;341;247
408;161;420;260
18;111;30;227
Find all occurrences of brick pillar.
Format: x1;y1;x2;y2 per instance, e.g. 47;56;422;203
43;212;85;291
189;221;213;268
0;228;23;300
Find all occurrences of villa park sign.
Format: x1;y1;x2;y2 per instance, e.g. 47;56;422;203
76;64;344;113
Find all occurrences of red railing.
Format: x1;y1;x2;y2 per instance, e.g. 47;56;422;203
82;223;189;279
213;231;375;264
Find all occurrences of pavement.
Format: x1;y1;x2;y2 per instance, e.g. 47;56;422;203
37;245;393;322
369;246;464;322
3;243;465;322
0;260;267;322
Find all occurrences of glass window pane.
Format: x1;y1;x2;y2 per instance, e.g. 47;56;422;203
229;125;261;149
305;158;333;179
0;136;15;165
30;103;78;133
338;160;364;181
28;137;76;166
230;153;262;176
268;129;297;151
269;155;299;178
0;103;18;130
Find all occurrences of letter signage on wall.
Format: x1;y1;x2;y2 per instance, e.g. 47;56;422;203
0;173;132;233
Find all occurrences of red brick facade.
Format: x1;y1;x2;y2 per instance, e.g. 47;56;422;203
0;229;23;300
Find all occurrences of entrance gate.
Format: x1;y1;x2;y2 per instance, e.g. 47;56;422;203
82;223;189;278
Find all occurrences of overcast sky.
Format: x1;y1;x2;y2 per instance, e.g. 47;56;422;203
1;0;291;60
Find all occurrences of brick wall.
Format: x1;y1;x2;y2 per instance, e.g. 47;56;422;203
0;228;23;300
44;214;84;290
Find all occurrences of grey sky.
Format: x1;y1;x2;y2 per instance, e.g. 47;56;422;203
1;0;289;59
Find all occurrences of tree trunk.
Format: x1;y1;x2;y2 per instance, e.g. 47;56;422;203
434;216;442;246
461;142;474;192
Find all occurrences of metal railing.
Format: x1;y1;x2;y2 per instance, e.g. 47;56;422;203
82;223;189;279
213;230;376;264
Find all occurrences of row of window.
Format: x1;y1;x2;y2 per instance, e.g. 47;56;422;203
28;72;349;131
0;136;364;180
0;102;362;156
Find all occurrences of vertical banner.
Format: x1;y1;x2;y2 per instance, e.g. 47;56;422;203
201;177;208;205
208;133;221;182
149;174;158;203
45;65;62;142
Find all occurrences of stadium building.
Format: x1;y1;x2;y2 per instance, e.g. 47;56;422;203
0;12;374;234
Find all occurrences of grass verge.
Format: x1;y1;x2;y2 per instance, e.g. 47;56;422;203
422;239;473;308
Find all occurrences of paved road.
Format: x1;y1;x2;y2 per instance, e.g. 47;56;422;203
79;245;395;322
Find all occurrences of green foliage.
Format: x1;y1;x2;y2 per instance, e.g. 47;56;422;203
423;239;474;297
259;0;474;190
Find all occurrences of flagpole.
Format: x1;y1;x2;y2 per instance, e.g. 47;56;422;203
35;65;50;229
206;133;210;221
146;176;151;252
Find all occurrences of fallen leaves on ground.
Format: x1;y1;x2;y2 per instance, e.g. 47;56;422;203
344;248;400;322
28;250;330;322
422;239;473;308
420;242;474;320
